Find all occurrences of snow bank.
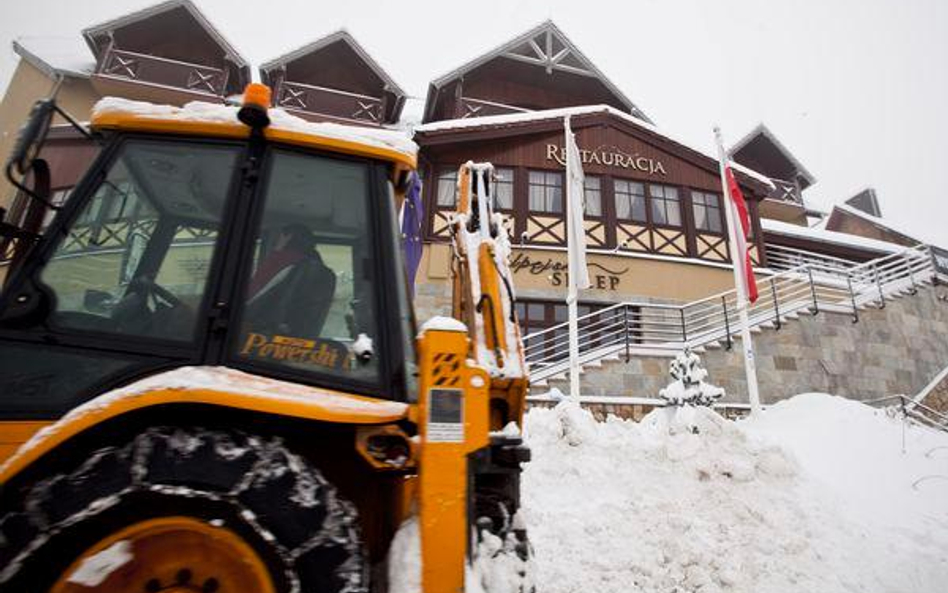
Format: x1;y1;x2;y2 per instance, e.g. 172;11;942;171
521;395;948;593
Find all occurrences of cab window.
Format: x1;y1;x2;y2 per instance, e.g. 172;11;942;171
37;140;238;341
235;150;381;384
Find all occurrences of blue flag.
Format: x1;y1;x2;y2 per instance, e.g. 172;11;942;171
401;172;424;294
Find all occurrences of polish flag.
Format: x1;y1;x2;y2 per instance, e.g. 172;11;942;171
724;167;759;303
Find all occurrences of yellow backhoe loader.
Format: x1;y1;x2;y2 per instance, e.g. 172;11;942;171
0;84;532;593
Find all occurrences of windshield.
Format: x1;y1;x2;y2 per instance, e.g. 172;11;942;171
37;139;238;341
234;149;382;385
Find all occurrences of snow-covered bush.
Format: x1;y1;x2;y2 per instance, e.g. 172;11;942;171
659;348;725;407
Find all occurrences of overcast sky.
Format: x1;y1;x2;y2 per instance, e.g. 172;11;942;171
1;0;946;244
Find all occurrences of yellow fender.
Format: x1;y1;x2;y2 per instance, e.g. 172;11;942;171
0;367;409;485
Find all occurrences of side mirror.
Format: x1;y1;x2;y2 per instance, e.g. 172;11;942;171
7;99;55;177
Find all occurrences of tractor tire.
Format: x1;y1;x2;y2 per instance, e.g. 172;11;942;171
0;426;366;593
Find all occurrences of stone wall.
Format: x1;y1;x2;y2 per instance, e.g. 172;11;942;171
414;280;453;324
545;284;948;405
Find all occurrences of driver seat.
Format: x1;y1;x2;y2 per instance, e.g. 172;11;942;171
245;254;336;338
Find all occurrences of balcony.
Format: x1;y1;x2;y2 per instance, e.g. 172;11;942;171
275;80;386;125
94;48;227;100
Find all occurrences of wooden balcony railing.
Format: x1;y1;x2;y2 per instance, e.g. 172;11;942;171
767;178;803;205
458;97;530;119
276;80;385;125
97;48;227;97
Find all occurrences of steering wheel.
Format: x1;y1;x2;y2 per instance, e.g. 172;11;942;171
128;276;185;310
111;276;188;335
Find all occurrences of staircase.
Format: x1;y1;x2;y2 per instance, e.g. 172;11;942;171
525;243;941;385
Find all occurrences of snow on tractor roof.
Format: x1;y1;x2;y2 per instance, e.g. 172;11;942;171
91;97;418;163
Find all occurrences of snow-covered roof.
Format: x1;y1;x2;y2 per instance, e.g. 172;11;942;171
260;29;405;98
730;123;817;187
761;218;904;254
81;0;248;67
415;104;775;191
92;96;417;159
12;36;95;79
425;20;650;124
831;202;929;245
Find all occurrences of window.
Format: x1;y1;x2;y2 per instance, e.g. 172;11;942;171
649;184;681;226
236;150;381;385
494;167;514;210
38;140;237;341
528;170;562;213
436;168;457;207
692;191;722;233
584;176;602;217
614;179;647;222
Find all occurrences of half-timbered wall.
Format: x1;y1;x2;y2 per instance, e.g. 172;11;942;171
420;121;765;267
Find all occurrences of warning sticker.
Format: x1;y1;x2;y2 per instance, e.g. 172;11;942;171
427;388;464;442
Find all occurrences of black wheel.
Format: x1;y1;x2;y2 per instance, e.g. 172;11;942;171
0;427;366;593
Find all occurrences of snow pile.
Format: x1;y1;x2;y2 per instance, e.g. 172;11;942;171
91;97;417;157
521;395;948;593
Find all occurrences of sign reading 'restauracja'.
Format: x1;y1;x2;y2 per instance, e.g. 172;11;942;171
546;144;667;176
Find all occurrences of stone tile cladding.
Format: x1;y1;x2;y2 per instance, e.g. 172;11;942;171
543;285;948;405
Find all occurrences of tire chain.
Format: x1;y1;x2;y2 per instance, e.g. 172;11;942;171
0;427;367;593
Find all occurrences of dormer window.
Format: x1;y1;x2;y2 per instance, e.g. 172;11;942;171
82;0;249;103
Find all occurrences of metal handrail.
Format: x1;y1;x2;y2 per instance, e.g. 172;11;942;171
865;394;948;432
524;244;937;381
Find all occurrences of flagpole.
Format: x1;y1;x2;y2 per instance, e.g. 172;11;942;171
566;117;580;398
714;127;762;415
564;115;589;399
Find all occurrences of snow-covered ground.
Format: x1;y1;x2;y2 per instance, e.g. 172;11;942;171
521;394;948;593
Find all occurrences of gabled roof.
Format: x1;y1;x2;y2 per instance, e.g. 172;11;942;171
844;188;882;217
828;202;923;246
423;20;650;123
762;218;902;255
730;123;816;188
12;36;95;79
260;30;405;98
81;0;248;68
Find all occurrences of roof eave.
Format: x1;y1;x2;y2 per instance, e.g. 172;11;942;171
415;106;771;195
11;39;90;80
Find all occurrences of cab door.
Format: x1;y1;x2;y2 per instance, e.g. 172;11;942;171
0;137;244;419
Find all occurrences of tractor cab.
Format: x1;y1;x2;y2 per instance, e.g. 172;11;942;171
0;91;418;420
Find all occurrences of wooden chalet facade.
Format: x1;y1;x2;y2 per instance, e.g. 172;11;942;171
411;22;775;325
